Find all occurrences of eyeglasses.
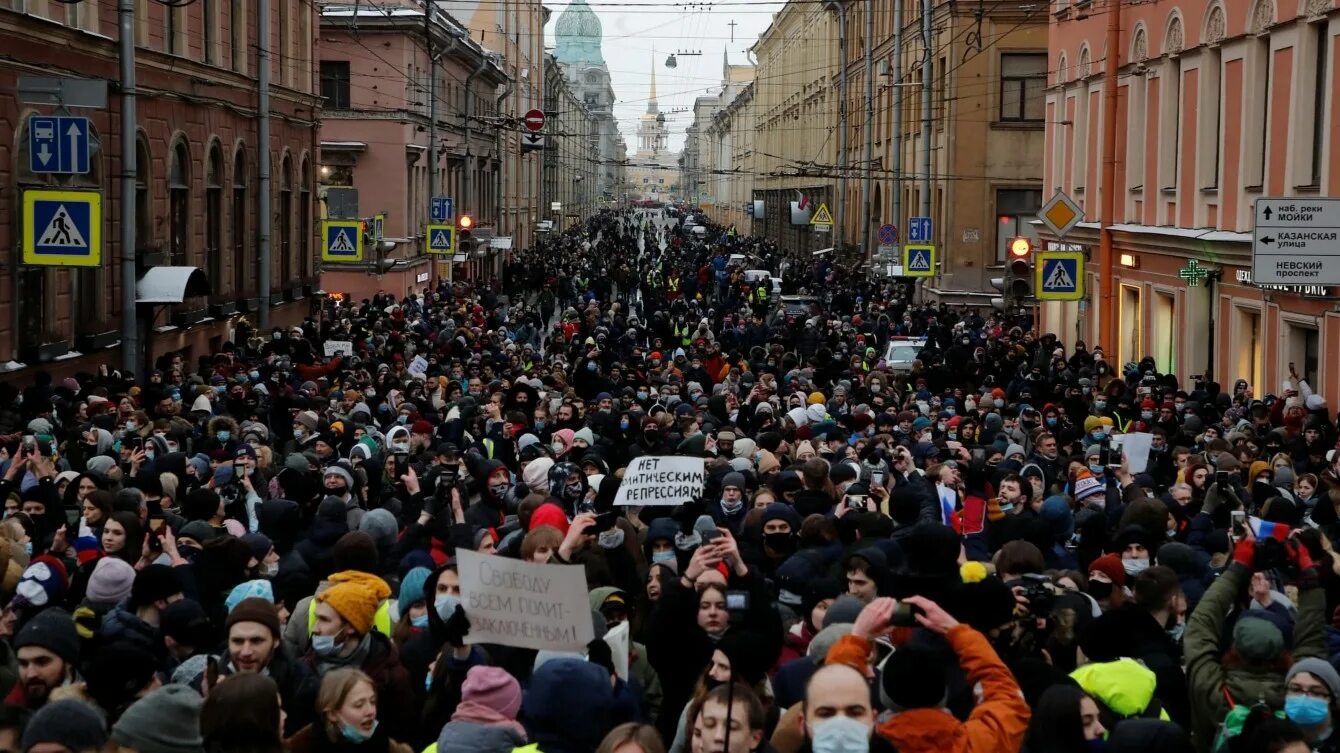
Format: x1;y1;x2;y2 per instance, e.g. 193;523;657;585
1287;684;1332;701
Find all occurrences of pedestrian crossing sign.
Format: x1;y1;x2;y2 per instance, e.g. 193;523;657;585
22;189;101;267
322;220;364;263
425;223;456;255
902;244;936;277
1035;251;1084;300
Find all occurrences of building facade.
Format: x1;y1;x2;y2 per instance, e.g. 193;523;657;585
626;57;678;202
836;0;1045;295
751;2;840;256
679;95;721;207
542;53;599;229
1042;0;1340;399
705;78;755;231
552;0;626;202
318;1;507;299
1;0;320;377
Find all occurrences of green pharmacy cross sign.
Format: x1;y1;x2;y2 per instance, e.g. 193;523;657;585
1178;258;1210;288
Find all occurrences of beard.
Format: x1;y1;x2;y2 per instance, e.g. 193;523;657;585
23;679;54;706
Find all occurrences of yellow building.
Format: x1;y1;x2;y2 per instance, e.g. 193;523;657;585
751;3;840;256
836;1;1046;295
627;56;678;201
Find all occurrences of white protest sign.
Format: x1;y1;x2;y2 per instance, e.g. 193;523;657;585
324;340;353;357
456;549;593;651
1117;432;1154;474
407;355;429;376
612;455;705;506
603;620;630;681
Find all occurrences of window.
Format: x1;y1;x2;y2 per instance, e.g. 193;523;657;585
231;0;245;73
299;157;312;279
994;188;1042;261
169;141;190;265
203;0;216;64
280;156;293;288
321;61;351;109
207;143;224;296
166;4;179;55
1310;23;1328;186
233;147;249;296
1000;53;1046;121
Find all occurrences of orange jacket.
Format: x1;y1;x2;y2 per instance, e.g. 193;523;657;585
826;627;1030;753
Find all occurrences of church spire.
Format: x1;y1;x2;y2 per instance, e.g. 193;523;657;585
647;50;658;114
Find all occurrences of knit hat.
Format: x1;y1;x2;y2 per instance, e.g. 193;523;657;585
1286;657;1340;701
160;598;211;648
460;665;523;719
1215;452;1241;471
1233;612;1287;662
225;596;281;639
225;580;275;612
524;457;556;495
241;533;274;563
332;531;379;573
530;502;570;535
14;608;80;665
822;595;866;628
324;464;355;489
1073;470;1105;503
721;471;746;491
112;685;204;753
294;411;319;431
170;654;209;688
85;641;159;715
15;555;68;608
86;557;137;605
132;564;184;608
1087;553;1127;589
318;571;392;635
411;420;434;436
882;644;947;709
22;699;106;753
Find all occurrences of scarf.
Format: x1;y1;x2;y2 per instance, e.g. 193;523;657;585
450;700;528;739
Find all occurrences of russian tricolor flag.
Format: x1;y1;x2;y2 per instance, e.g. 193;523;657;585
1249;516;1292;541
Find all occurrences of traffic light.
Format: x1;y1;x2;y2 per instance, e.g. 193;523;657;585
457;214;476;256
361;218;398;275
991;237;1034;310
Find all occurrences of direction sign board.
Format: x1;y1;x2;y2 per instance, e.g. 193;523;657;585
907;216;931;243
522;133;545;153
22;189;101;267
431;196;454;222
28;115;90;174
878;223;898;245
425;223;456;255
810;203;834;226
1035;251;1084;300
523;109;546;132
1252;197;1340;284
1038;190;1084;238
902;244;936;277
322;219;364;262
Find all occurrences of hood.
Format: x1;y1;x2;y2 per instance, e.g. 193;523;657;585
1070;658;1159;717
523;658;613;748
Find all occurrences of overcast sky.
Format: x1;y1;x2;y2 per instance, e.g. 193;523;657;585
544;0;783;152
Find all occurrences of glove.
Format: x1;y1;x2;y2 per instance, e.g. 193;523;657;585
586;639;616;678
1232;538;1256;569
443;604;471;648
1289;539;1316;572
1202;483;1224;517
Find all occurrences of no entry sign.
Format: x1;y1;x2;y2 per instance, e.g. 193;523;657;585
523;109;545;132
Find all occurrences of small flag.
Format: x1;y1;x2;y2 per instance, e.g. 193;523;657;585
1249;516;1291;541
796;190;810;210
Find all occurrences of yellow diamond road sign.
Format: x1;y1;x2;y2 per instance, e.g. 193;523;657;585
810;202;834;226
1038;190;1084;238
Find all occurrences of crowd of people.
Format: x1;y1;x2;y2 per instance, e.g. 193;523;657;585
0;207;1337;753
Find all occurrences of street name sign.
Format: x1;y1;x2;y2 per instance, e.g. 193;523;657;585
1252;197;1340;284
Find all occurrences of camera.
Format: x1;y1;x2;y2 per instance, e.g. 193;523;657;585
725;590;750;611
1015;573;1056;618
889;602;923;628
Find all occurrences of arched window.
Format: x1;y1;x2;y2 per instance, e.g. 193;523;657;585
299;156;312;280
233;146;249;297
169;139;191;265
206;141;224;297
280;154;293;288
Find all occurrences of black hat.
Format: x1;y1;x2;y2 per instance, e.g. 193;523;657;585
14;608;79;665
881;643;946;709
131;564;184;608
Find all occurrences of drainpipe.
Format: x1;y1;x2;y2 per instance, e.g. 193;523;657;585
891;0;903;243
258;0;272;330
496;76;514;234
428;13;461;219
1098;0;1121;351
827;0;847;252
462;56;490;216
919;0;931;219
861;0;873;260
118;0;139;373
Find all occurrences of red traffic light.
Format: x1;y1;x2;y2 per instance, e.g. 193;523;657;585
458;215;474;230
1008;237;1031;258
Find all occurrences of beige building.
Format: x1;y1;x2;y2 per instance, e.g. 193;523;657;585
437;0;545;251
626;57;679;201
751;3;840;256
542;53;599;228
836;1;1045;295
706;81;755;230
680;95;722;207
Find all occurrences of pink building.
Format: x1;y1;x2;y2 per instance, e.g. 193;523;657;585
317;2;507;302
1042;0;1340;398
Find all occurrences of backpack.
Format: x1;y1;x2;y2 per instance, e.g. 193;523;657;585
1211;695;1283;753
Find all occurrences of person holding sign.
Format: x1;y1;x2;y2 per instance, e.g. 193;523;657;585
646;527;782;743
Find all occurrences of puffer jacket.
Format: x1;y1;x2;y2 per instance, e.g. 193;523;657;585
436;721;525;753
826;626;1030;753
1184;562;1326;751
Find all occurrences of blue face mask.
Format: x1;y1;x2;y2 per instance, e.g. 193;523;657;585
809;715;870;753
1093;400;1107;411
620;419;630;431
410;613;429;629
23;542;32;557
1141;411;1154;421
1090;430;1107;441
312;634;342;657
1045;417;1058;427
434;594;461;621
534;420;546;430
339;721;378;744
651;550;676;563
1286;694;1331;726
1089;464;1106;475
216;431;231;442
636;391;649;401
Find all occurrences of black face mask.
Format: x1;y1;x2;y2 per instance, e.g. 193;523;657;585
764;532;796;555
1087;580;1113;601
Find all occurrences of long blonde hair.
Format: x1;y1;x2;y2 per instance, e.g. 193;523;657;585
317;668;375;738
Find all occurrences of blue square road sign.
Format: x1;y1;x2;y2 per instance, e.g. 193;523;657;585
28;115;90;174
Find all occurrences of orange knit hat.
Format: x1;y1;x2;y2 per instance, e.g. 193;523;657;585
318;571;392;635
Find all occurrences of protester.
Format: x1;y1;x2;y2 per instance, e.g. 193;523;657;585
0;207;1335;753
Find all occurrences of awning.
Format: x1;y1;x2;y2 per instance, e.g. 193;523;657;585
136;267;210;304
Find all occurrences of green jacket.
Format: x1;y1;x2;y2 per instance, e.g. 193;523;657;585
1184;563;1325;752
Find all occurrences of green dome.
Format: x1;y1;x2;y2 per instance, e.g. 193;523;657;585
555;0;605;65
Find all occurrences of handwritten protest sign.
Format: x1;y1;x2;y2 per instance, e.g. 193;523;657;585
612;455;705;506
407;355;429;377
323;340;353;357
456;549;593;651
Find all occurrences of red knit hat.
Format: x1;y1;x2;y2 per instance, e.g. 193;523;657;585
529;503;570;536
1088;553;1127;588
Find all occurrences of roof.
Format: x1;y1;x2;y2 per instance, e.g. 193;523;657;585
137;267;210;304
